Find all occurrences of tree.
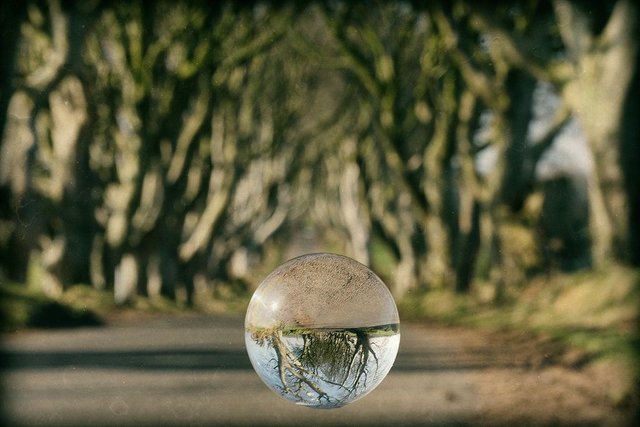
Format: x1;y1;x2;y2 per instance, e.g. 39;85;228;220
469;0;639;265
247;325;393;408
0;1;306;303
302;3;475;295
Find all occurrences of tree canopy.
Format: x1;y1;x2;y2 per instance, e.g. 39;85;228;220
1;0;638;304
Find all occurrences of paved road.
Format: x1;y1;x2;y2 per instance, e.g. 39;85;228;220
0;314;631;426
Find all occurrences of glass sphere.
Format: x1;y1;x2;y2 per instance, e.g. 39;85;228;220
245;253;400;408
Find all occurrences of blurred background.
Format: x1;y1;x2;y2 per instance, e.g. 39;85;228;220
0;0;638;421
1;0;638;310
0;0;640;422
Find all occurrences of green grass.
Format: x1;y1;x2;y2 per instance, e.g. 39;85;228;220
0;282;103;331
246;323;400;339
0;281;193;332
399;264;640;408
400;263;640;368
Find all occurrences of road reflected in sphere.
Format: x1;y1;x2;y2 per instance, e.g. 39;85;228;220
245;253;400;408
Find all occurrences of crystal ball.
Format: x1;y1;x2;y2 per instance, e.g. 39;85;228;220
244;253;400;408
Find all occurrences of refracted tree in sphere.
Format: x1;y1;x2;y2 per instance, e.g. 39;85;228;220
244;253;400;408
248;324;397;408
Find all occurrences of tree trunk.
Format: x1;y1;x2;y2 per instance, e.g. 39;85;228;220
619;37;640;265
501;70;537;212
554;0;639;263
0;0;27;145
339;137;371;266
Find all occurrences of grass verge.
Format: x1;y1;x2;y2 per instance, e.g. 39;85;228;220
0;282;191;332
399;263;640;408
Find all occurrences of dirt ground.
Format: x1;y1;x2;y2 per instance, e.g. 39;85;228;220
403;324;638;426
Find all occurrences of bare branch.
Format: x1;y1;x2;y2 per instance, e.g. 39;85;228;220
25;0;68;90
470;8;573;85
432;8;507;111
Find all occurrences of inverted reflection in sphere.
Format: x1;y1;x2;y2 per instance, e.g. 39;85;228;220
245;253;400;408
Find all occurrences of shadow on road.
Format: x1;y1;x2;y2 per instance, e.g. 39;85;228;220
1;348;253;371
2;346;527;373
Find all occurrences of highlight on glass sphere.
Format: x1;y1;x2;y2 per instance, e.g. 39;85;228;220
244;253;400;409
